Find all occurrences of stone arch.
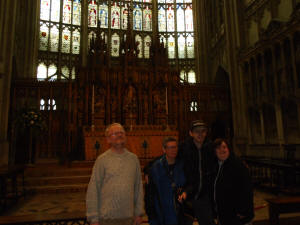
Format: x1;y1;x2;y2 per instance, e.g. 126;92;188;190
211;66;233;142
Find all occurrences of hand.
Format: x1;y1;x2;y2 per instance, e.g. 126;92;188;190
144;175;149;184
134;216;143;225
178;192;187;203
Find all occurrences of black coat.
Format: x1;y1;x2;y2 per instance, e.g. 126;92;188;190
178;137;215;200
214;154;254;225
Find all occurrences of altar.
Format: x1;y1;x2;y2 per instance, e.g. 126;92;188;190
83;126;178;161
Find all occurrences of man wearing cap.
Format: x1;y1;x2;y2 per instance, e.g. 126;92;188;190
177;120;216;225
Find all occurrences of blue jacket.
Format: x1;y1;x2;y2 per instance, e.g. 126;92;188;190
149;156;185;225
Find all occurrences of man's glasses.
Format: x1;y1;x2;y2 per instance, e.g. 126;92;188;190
109;131;125;137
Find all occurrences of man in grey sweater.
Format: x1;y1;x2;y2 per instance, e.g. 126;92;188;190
86;123;144;225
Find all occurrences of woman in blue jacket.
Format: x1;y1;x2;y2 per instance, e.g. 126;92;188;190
147;137;190;225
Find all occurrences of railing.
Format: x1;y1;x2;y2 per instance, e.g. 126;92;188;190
243;157;300;194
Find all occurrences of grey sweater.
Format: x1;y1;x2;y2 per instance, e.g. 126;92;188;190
86;149;144;223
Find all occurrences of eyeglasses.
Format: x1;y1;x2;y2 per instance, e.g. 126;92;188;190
109;131;125;137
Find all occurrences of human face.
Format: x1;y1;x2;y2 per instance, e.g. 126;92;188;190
215;141;230;161
106;125;126;149
189;127;208;144
163;141;178;161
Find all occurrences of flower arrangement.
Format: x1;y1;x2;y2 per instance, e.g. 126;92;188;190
16;108;47;131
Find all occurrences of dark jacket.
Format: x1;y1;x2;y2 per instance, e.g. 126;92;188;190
147;156;186;225
177;137;215;200
214;154;254;225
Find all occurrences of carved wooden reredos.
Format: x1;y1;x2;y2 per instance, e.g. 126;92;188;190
10;20;230;163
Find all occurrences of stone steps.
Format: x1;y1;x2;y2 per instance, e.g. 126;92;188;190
27;184;88;194
23;161;93;194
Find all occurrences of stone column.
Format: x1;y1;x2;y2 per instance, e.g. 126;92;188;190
274;103;285;158
259;109;266;144
194;0;209;83
223;0;248;150
0;0;17;165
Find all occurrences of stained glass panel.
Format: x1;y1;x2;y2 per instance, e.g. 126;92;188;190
158;7;166;32
177;0;184;3
61;28;71;53
168;36;175;59
37;63;47;79
48;64;57;77
185;5;193;31
40;99;45;110
180;70;185;83
186;35;194;58
158;0;165;3
185;0;192;3
178;35;185;58
40;0;50;20
166;0;174;3
111;33;120;57
188;70;196;83
111;3;120;29
88;1;97;27
50;25;59;52
177;6;185;32
73;0;81;25
135;35;143;58
143;6;152;31
99;4;108;28
133;5;142;31
144;36;151;58
144;0;152;2
63;0;72;24
62;65;70;78
167;6;174;32
72;67;76;79
121;4;129;30
39;23;49;51
50;0;60;22
72;29;80;54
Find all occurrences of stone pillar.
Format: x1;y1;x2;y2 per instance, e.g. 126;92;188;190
289;35;298;92
274;103;285;158
194;0;209;83
14;0;39;79
259;109;266;144
223;0;248;150
0;0;17;166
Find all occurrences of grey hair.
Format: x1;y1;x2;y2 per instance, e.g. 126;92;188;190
105;123;125;137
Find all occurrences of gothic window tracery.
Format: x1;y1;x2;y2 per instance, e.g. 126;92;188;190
38;0;196;82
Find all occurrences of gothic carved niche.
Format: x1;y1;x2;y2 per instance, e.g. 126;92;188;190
123;83;137;115
94;86;105;116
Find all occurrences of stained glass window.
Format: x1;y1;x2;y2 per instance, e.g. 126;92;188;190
135;35;143;58
144;35;151;58
158;0;195;83
39;0;196;82
121;4;129;29
38;0;81;80
111;33;120;57
143;6;152;31
88;1;97;27
190;101;198;112
133;5;142;31
188;70;196;83
50;25;59;52
111;3;120;29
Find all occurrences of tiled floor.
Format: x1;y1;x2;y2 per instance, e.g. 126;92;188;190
3;189;300;224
